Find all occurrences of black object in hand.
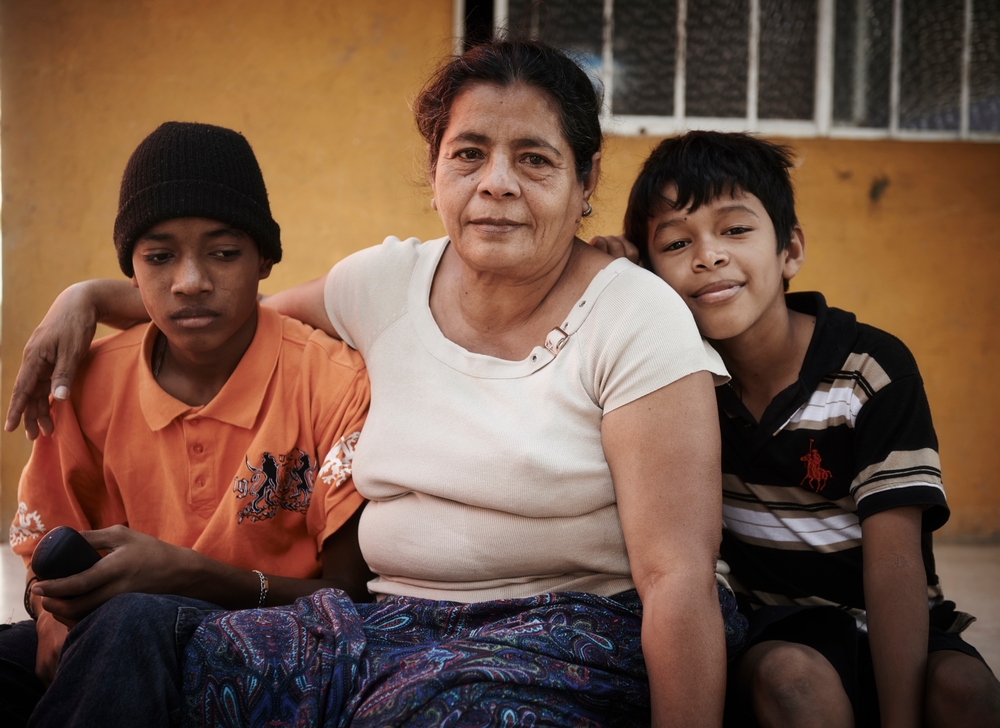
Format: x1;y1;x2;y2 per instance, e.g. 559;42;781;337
31;526;102;580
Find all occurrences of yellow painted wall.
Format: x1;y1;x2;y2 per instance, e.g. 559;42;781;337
2;2;998;537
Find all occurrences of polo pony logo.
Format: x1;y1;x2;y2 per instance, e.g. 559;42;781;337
800;439;832;492
233;448;315;523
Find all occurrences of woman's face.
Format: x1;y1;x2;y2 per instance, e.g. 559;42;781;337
431;82;598;280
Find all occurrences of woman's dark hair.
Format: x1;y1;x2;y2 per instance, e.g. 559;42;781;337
413;38;603;182
624;131;799;267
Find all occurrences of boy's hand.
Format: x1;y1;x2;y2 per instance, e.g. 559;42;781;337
5;283;99;439
587;234;641;264
32;526;192;624
35;611;69;686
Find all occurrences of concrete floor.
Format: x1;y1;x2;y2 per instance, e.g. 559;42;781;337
0;544;29;624
933;543;1000;671
1;542;997;670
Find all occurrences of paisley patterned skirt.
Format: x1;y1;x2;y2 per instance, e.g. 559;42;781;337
182;586;747;727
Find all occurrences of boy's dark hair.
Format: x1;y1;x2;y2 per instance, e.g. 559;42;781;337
114;122;281;277
624;131;798;268
413;36;603;182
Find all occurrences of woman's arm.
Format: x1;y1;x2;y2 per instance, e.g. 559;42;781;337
862;505;928;728
33;506;372;625
5;280;147;439
602;370;726;728
261;274;338;338
6;275;337;437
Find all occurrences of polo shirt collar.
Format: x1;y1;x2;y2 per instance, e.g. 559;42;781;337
787;292;858;398
139;304;282;431
716;292;858;435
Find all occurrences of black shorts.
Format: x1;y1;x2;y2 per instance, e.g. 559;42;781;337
724;603;989;728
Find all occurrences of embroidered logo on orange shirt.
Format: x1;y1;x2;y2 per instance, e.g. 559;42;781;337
233;448;315;523
9;502;46;547
800;439;832;492
318;432;360;488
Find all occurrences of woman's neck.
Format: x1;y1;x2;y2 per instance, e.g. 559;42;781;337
430;239;609;360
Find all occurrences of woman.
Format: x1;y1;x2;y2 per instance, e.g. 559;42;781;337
9;40;743;726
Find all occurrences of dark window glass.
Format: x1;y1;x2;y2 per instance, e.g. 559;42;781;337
970;0;1000;132
686;0;749;117
899;0;964;130
613;0;677;115
507;0;535;36
833;0;893;128
759;0;817;119
508;0;605;89
464;0;495;50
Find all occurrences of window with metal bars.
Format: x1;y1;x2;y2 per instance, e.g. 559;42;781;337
456;0;1000;141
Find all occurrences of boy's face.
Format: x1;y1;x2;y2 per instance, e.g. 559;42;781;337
646;186;803;342
131;217;273;357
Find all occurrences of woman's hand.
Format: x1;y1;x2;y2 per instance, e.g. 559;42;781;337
34;611;69;686
6;279;148;439
587;234;641;264
5;283;101;439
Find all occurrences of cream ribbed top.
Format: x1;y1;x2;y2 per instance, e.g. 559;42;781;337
325;236;727;602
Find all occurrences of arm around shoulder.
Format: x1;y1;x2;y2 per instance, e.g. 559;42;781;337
6;279;146;438
262;274;339;338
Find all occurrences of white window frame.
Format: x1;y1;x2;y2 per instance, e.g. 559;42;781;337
457;0;1000;142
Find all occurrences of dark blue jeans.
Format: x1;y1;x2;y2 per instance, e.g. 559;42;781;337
0;620;45;727
29;593;220;728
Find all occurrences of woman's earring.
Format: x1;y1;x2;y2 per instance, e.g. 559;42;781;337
582;202;593;217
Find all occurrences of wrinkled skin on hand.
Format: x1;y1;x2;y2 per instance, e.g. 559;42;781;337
5;284;99;440
588;234;641;265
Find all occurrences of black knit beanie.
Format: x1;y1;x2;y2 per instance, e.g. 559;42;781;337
113;121;281;276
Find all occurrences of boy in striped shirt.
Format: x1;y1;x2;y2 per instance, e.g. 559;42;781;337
597;131;999;727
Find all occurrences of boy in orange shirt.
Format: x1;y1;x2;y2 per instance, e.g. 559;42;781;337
1;122;370;726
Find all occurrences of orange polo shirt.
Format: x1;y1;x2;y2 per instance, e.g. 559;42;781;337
11;305;369;579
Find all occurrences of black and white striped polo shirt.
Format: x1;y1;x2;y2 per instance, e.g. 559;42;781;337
717;292;949;621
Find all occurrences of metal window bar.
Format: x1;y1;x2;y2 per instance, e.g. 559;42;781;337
960;0;973;138
815;0;835;135
748;0;761;127
851;0;868;125
493;0;509;32
889;0;902;134
483;0;998;141
602;0;615;123
675;0;688;125
454;0;466;55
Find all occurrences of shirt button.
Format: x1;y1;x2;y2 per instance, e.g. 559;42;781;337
195;476;205;487
193;444;204;454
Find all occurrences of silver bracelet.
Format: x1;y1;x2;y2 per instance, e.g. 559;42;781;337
252;569;269;608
